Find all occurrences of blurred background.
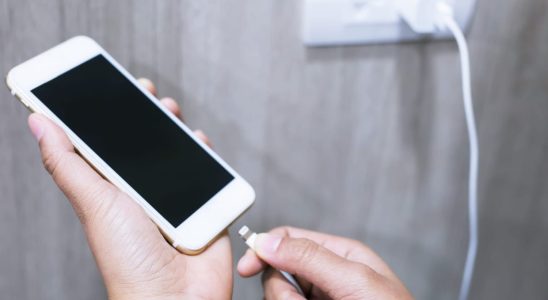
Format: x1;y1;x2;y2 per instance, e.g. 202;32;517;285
1;0;548;299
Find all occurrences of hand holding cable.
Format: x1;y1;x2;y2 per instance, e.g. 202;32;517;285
238;226;414;300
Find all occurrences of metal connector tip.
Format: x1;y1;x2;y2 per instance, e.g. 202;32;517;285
238;225;254;241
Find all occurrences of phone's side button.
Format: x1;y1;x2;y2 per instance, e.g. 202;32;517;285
14;94;31;111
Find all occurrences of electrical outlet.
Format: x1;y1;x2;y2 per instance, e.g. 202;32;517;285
302;0;477;46
345;0;400;25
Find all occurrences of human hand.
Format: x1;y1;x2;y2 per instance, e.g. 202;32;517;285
238;226;413;300
27;78;231;300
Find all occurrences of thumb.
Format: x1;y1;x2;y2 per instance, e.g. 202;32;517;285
255;233;380;298
28;113;116;224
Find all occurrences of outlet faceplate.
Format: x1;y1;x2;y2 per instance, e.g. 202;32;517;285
302;0;477;46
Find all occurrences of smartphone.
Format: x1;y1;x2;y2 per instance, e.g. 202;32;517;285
6;36;255;254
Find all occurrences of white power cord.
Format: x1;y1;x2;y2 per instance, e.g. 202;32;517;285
437;5;480;300
399;2;480;300
440;12;479;300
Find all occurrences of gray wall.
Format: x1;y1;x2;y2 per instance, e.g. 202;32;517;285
1;0;547;299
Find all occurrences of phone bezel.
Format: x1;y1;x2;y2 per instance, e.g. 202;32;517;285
6;36;255;253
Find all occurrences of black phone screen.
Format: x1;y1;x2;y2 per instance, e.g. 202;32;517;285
32;54;234;227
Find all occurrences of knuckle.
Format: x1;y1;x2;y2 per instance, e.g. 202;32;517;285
350;263;377;284
355;264;373;278
41;150;64;177
202;135;211;144
270;226;293;236
289;238;320;263
69;181;117;225
329;264;380;300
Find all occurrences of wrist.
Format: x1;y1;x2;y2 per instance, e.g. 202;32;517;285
109;289;185;300
106;280;186;300
108;284;230;300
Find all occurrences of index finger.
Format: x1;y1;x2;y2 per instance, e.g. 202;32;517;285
238;226;397;280
238;226;360;277
138;78;157;96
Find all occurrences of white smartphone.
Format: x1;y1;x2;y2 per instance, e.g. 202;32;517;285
6;36;255;254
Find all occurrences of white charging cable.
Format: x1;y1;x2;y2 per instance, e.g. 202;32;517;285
436;4;480;300
398;2;479;300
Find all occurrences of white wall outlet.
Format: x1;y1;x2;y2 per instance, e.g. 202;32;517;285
302;0;477;46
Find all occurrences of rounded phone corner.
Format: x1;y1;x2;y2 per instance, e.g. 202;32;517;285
69;35;98;46
6;66;19;92
157;225;205;255
173;233;222;256
238;178;256;207
174;244;207;256
246;185;256;206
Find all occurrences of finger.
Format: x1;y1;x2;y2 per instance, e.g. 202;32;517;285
194;130;212;148
269;226;397;279
136;81;208;150
262;268;305;300
160;97;182;119
238;226;368;277
238;248;268;277
254;233;382;300
239;249;312;292
270;226;365;253
137;79;183;119
138;78;157;96
159;99;211;149
28;114;117;224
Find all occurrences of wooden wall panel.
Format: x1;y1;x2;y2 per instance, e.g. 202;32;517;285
1;0;547;299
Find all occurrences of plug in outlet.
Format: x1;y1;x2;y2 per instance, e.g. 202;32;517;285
302;0;477;46
345;0;399;25
397;0;440;33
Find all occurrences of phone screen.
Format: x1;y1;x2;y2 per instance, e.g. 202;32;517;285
32;55;234;227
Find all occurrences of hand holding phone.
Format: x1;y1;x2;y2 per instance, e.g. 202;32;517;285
27;81;234;300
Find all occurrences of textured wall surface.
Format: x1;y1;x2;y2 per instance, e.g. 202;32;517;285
1;0;548;299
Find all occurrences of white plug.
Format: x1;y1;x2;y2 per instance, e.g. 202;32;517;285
302;0;475;46
396;0;455;33
347;0;400;25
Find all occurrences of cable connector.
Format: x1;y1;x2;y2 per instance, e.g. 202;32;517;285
238;226;306;296
238;225;258;250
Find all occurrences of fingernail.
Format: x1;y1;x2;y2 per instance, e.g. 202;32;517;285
255;233;282;257
28;115;45;141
